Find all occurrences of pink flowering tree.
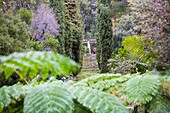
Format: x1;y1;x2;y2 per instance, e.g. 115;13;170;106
31;3;60;41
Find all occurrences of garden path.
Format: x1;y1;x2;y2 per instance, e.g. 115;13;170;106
76;54;99;80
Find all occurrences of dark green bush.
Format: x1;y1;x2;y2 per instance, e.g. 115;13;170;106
28;34;59;52
19;8;32;24
0;16;30;55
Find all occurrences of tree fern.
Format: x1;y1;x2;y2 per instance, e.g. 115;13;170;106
75;73;122;86
0;51;80;80
74;73;133;96
75;72;170;112
24;83;74;113
122;72;161;104
0;80;129;113
121;35;157;63
147;96;170;113
73;100;92;113
70;86;129;113
0;84;31;112
90;74;132;91
122;35;145;58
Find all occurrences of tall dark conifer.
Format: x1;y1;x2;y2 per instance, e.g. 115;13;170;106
49;0;84;65
96;0;113;73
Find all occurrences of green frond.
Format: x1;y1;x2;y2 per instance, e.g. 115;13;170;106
90;74;132;91
75;74;133;96
2;100;23;113
73;100;92;113
122;35;146;59
75;73;122;86
24;83;74;113
71;86;130;113
0;84;31;112
0;80;130;113
0;51;80;80
147;96;170;113
122;73;161;104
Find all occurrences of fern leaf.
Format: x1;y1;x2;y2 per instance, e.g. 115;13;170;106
75;73;122;86
122;35;146;60
0;103;2;112
147;96;170;113
122;73;161;104
0;51;80;80
90;74;131;91
24;84;74;113
75;74;132;96
0;84;31;112
122;35;145;54
0;86;11;109
73;100;92;113
2;100;23;113
71;86;129;113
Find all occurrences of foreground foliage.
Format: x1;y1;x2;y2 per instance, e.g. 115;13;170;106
0;81;129;113
76;72;170;112
0;51;170;113
0;51;128;113
0;51;80;85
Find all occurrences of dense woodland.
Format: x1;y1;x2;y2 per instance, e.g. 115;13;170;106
0;0;170;113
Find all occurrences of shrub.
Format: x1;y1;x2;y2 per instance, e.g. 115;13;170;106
28;34;59;52
0;16;30;55
19;8;32;24
42;34;59;52
108;35;157;74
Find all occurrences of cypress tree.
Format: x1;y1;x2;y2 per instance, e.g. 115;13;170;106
49;0;84;65
96;0;113;73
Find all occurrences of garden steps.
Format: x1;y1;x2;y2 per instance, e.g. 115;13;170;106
76;54;99;80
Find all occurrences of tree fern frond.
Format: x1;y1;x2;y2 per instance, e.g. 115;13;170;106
75;73;122;86
0;84;31;112
122;73;161;104
71;86;129;113
73;100;92;113
1;80;130;113
147;96;170;113
24;83;74;113
122;35;145;58
74;74;133;96
0;51;80;80
90;74;132;91
2;100;23;113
